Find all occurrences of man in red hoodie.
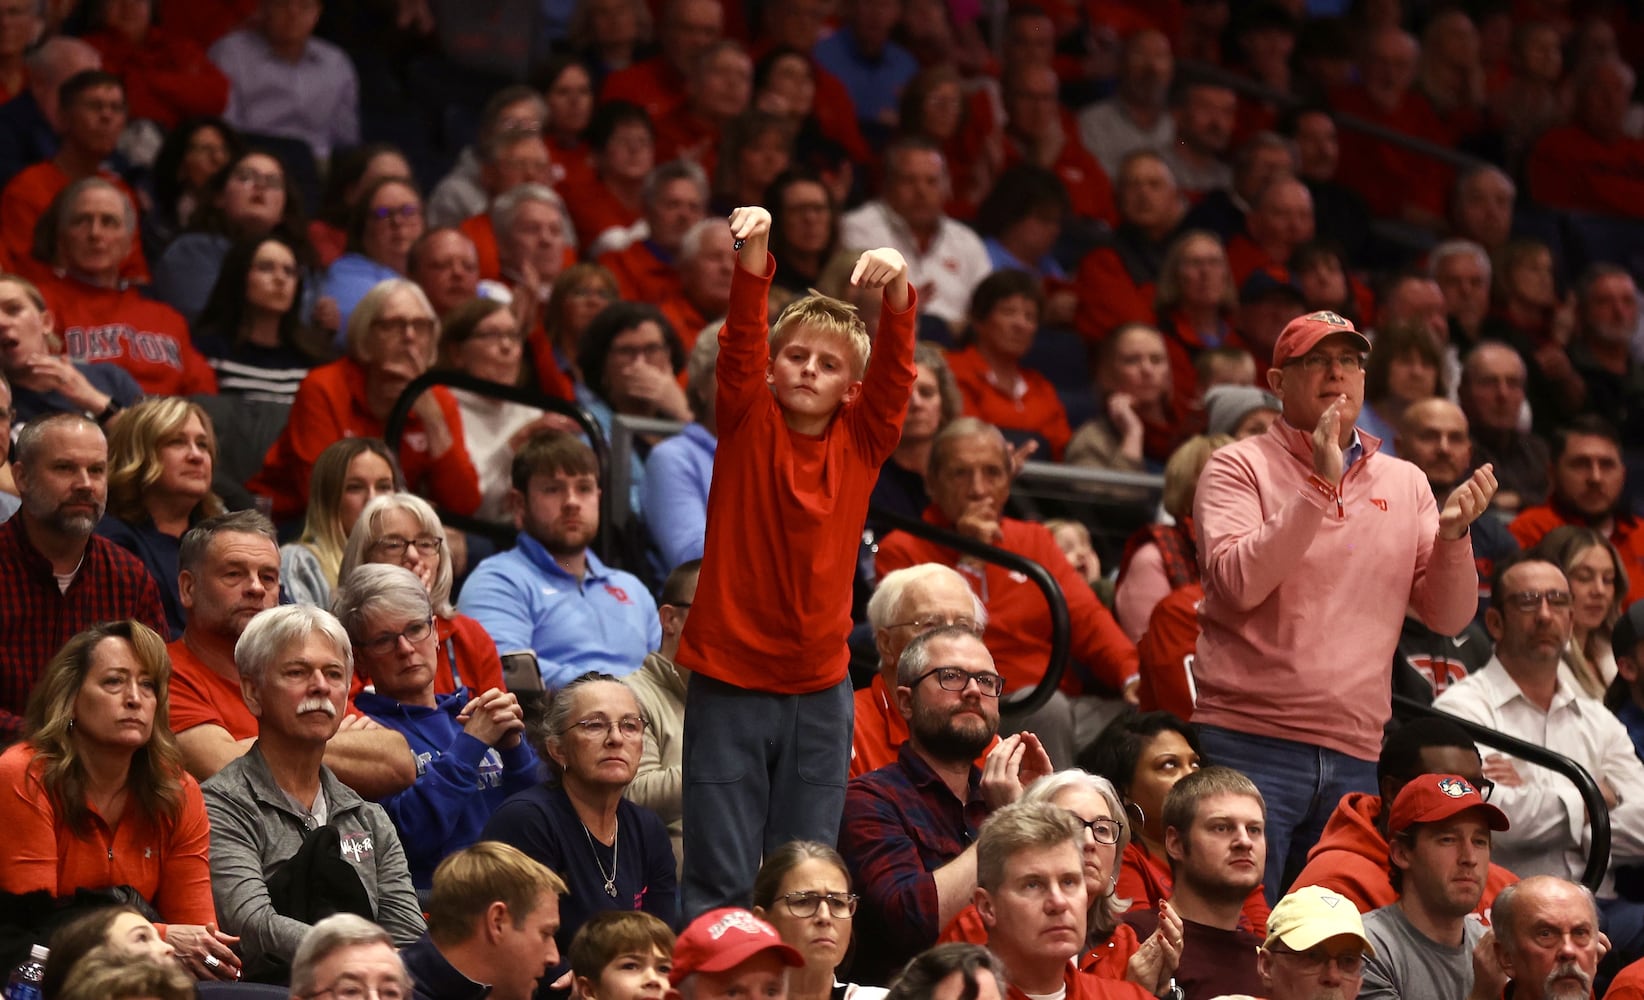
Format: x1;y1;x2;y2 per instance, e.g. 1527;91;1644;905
1290;716;1518;914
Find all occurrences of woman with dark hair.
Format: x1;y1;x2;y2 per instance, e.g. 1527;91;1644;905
323;177;428;336
713;112;794;215
538;56;598;190
141;117;239;256
947;270;1070;459
1080;712;1270;934
193;234;332;402
897;65;991;215
309;143;416;265
0;621;239;980
751;841;885;1000
482;672;677;988
974;165;1076;326
765;167;840;298
576;301;690;513
540;263;621;389
1356;323;1444;456
753;48;854;199
152;148;314;323
1490;237;1585;433
97;397;226;637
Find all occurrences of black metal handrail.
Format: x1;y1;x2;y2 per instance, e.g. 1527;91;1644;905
1397;694;1611;891
382;371;617;562
869;505;1071;718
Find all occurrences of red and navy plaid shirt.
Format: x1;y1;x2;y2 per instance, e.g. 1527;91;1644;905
840;741;991;985
0;516;168;744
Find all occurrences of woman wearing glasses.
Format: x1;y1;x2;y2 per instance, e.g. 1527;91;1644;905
751;842;885;1000
482;672;679;988
251;279;482;524
936;771;1183;994
323;178;428;336
338;492;505;696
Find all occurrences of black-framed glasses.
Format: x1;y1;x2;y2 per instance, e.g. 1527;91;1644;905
1472;776;1496;802
1266;945;1365;976
886;615;982;636
780;891;859;917
564;715;647;740
372;534;443;558
361;617;434;657
1504;589;1573;612
1068;813;1124;845
912;667;1005;698
1285;352;1364;374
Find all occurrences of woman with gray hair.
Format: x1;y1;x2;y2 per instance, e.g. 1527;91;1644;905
336;563;535;889
934;769;1183;993
338;492;505;698
250;278;483;523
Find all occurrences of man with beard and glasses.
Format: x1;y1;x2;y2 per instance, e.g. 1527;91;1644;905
841;626;1052;984
1359;774;1512;1000
0;411;165;743
1491;877;1600;1000
1436;556;1644;967
459;430;659;690
1123;766;1267;1000
166;510;416;795
202;604;426;975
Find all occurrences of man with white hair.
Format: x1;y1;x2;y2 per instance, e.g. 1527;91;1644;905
1490;877;1601;1000
660;218;735;350
1430;240;1493;360
598;159;709;303
853;562;990;777
490;183;573;310
288;914;412;1000
203;605;426;974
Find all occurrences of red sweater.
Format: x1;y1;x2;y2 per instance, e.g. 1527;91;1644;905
946;346;1073;460
44;272;216;396
1526;124;1644;219
1135;582;1202;720
1290;792;1518;914
674;252;916;693
875;510;1140;697
248;357;482;523
0;743;216;932
2;165;149;282
1073;246;1156;344
601;57;687;120
599;239;683;304
85;27;230;128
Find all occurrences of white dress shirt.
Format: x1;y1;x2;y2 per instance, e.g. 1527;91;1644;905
838;201;989;327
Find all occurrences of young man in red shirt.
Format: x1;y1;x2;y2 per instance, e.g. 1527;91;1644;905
676;205;916;917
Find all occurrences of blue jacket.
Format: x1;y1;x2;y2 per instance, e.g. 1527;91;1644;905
457;533;660;689
641;421;716;572
353;687;539;888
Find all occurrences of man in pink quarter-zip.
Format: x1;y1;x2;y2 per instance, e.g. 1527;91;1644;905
1190;308;1499;905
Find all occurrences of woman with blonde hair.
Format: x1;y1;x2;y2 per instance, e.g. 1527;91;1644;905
0;621;239;980
280;437;404;608
338;493;504;696
1533;525;1629;700
97;397;226;637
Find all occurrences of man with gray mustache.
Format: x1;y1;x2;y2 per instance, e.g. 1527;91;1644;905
203;604;426;976
1492;876;1600;1000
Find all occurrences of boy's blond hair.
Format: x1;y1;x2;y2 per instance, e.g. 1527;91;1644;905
770;292;872;380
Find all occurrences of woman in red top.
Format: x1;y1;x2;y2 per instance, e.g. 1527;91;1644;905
947;270;1072;459
938;770;1183;991
250;278;483;523
0;621;240;981
338;492;505;698
1082;712;1270;936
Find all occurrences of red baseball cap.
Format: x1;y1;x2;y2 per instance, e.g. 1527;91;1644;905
670;908;804;985
1271;310;1372;369
1388;773;1510;836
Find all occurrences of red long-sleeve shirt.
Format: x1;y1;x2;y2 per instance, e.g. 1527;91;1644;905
43;272;216;397
675;252;917;693
875;509;1140;697
248;357;482;523
2;165;149;283
85;27;230;128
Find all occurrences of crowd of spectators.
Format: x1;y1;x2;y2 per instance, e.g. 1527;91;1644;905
4;0;1644;997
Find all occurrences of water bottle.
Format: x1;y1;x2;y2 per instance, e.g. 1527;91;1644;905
4;944;47;1000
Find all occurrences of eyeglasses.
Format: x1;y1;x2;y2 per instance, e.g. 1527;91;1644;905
886;615;982;636
371;316;436;338
372;534;443;558
609;342;670;364
229;166;283;189
564;716;647;740
1067;813;1124;845
371;203;422;222
1286;352;1364;374
780;891;859;917
306;978;411;1000
1266;945;1365;977
360;617;434;657
1504;589;1573;612
1473;776;1496;801
912;667;1005;698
